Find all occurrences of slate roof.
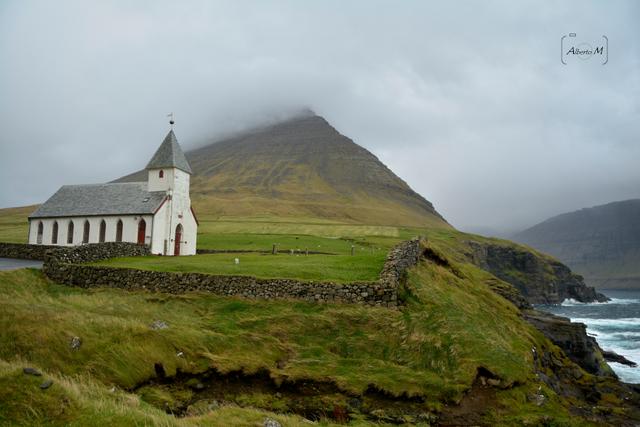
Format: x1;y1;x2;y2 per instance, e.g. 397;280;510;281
145;130;193;174
29;183;166;219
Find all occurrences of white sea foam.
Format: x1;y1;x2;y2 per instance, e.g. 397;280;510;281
609;362;640;384
561;297;639;307
571;317;640;329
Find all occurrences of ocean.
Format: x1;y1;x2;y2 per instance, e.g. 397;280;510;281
539;289;640;384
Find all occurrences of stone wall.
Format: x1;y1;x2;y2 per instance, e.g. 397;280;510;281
43;242;150;265
379;238;423;286
0;242;57;260
38;239;424;308
44;265;398;307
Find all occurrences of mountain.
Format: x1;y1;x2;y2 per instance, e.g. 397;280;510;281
116;112;449;228
514;199;640;289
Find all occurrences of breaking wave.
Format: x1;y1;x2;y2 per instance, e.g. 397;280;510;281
561;298;639;307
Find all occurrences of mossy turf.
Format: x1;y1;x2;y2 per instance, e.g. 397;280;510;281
0;216;630;425
0;251;589;425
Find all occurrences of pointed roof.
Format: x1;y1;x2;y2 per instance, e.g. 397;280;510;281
145;130;193;174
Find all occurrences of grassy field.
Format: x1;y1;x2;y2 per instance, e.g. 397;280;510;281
0;206;636;424
93;252;387;283
0;246;607;425
0;205;34;243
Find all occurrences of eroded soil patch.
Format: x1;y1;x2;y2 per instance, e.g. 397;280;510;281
133;366;436;424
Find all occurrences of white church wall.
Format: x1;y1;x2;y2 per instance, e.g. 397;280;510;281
147;167;173;192
28;215;154;247
181;207;198;255
150;202;169;255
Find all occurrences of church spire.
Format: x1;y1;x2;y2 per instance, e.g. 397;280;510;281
145;129;192;174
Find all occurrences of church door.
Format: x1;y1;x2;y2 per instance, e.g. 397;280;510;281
174;224;182;256
137;219;146;245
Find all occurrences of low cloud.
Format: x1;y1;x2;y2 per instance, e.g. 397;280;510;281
1;0;638;232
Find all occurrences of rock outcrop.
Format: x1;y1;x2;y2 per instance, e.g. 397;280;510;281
467;241;608;304
523;310;615;377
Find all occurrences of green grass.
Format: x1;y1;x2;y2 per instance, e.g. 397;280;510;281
0;205;33;243
0;255;594;424
92;252;387;283
0;211;633;424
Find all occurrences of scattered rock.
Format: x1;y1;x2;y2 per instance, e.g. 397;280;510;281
40;380;53;390
263;417;282;427
69;336;82;350
150;320;169;330
176;351;184;357
487;378;501;387
528;391;546;406
186;378;205;390
602;350;638;367
23;367;42;376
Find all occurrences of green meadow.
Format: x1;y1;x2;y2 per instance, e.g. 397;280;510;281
0;209;633;425
93;252;387;283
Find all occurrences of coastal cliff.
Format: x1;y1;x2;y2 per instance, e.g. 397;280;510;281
466;240;608;304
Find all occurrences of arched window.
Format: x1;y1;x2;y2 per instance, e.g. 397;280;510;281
83;220;90;244
36;221;43;244
116;219;123;242
159;170;164;178
137;219;146;245
67;221;74;244
99;220;106;243
52;221;58;244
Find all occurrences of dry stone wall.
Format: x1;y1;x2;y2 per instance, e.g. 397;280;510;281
37;239;424;307
45;265;398;306
0;242;57;260
43;242;150;265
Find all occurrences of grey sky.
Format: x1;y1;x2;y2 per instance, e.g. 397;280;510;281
1;0;638;233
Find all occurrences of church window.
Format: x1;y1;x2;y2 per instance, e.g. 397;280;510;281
83;220;90;244
52;221;58;244
67;221;74;244
116;220;123;242
159;170;164;178
36;221;43;244
99;220;106;243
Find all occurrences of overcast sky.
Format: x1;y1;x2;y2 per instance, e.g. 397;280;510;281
1;0;638;233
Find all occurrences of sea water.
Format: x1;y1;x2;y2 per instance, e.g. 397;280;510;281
540;290;640;384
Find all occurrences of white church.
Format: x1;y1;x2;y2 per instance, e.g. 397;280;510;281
28;128;198;256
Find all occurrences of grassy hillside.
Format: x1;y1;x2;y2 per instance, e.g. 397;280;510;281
515;199;640;289
0;205;35;243
0;264;567;425
1;224;638;424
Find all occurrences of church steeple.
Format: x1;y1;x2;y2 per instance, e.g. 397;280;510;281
146;128;192;193
145;130;192;175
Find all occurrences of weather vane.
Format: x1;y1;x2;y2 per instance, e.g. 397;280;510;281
167;112;175;129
